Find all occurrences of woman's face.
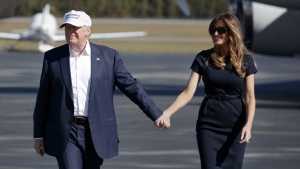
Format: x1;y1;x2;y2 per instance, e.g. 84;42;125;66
210;20;229;46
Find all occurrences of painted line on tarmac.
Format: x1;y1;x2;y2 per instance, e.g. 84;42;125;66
0;135;32;141
120;149;197;156
253;131;300;136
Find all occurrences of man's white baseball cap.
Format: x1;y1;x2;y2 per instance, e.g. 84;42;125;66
60;10;92;28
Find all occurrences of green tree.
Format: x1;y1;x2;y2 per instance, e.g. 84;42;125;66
7;0;229;19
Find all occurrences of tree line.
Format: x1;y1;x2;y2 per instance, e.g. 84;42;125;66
4;0;228;18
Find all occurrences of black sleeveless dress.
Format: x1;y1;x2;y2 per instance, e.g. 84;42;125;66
190;49;257;169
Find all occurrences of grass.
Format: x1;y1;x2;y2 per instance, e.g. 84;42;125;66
0;18;214;53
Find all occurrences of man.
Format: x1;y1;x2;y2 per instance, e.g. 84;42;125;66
33;10;169;169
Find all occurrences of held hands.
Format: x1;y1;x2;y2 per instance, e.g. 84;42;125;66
154;112;171;129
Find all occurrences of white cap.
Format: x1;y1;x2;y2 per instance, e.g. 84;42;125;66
60;10;92;28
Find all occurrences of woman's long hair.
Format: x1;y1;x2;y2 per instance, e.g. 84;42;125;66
208;12;250;77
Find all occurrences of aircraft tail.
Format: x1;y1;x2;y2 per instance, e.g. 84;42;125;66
175;0;191;17
41;3;50;31
43;3;50;14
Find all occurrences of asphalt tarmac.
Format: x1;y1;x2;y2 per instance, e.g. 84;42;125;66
0;51;299;169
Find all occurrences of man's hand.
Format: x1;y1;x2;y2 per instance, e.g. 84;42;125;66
155;113;171;129
34;139;45;157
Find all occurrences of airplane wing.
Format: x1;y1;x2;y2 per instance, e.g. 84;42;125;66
89;31;146;39
52;31;147;42
0;32;20;40
52;35;65;41
38;41;55;53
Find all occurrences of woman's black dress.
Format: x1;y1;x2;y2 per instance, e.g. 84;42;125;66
190;49;257;169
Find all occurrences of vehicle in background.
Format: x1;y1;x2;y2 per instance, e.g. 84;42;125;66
229;0;300;56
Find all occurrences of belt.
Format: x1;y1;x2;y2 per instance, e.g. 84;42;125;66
206;94;241;101
73;116;88;125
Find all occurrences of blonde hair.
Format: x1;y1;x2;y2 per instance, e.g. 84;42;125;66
208;12;250;77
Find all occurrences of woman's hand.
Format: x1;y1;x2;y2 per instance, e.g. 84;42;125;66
240;125;252;144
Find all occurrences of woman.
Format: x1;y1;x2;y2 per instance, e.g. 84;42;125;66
163;12;257;169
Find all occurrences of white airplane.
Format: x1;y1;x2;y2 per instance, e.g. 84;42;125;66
0;3;146;53
228;0;300;56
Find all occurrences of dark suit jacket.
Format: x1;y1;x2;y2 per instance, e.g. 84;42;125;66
33;42;162;159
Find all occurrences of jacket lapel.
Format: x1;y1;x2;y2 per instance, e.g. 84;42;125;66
89;43;103;100
59;45;73;100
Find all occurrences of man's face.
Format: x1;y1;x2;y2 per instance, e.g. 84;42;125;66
64;24;90;48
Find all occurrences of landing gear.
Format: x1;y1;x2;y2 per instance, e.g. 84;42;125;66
6;40;20;52
7;44;14;51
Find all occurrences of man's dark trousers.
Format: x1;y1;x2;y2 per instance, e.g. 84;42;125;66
56;123;103;169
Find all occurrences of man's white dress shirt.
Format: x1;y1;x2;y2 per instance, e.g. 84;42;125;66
69;42;91;117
